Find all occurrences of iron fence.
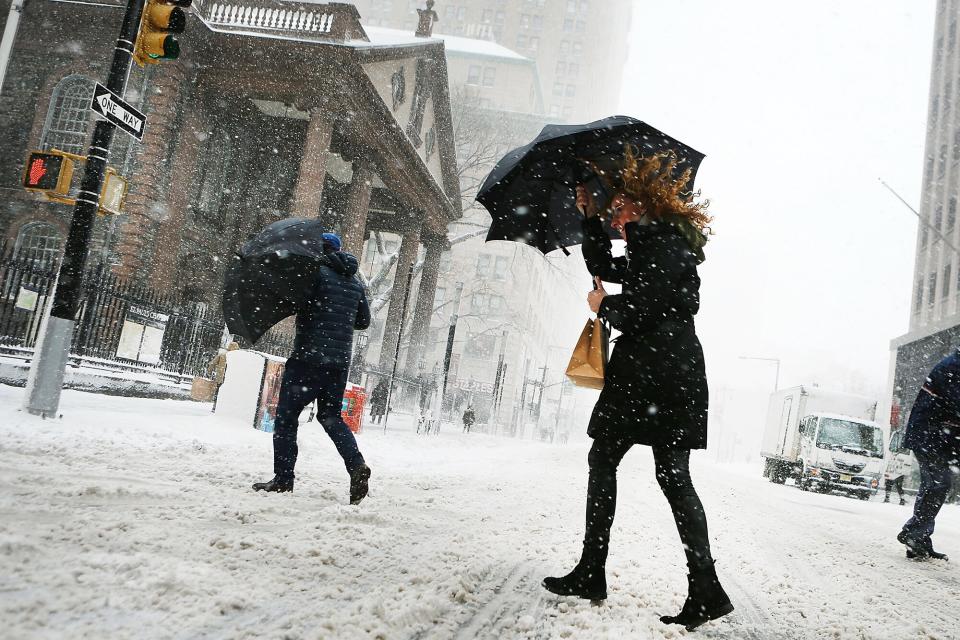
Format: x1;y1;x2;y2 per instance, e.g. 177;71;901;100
0;243;294;381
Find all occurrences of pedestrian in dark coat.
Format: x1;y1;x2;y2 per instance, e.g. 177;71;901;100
462;406;476;433
898;348;960;560
370;379;389;424
253;233;373;505
543;149;732;632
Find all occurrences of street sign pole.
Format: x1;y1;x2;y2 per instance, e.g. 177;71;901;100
24;0;146;417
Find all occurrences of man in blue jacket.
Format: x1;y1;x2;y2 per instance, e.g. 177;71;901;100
898;348;960;560
253;233;372;504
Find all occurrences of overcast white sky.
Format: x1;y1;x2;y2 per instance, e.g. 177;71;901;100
614;0;937;399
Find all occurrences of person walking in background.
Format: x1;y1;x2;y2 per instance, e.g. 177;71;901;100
370;379;389;425
884;469;907;506
462;405;476;433
897;349;960;560
542;149;733;631
252;233;373;505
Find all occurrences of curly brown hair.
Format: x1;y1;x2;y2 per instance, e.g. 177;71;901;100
610;146;712;230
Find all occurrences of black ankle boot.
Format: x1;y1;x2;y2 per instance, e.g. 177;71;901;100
349;464;371;505
252;476;294;493
542;560;607;601
660;563;734;631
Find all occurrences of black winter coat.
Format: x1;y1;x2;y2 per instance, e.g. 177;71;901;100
290;251;370;368
582;216;708;449
905;349;960;458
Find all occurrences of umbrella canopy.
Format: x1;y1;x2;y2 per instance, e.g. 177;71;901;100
477;115;705;254
222;218;332;344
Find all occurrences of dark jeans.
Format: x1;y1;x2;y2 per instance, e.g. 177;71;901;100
885;476;905;501
583;436;714;571
273;359;365;481
902;450;957;543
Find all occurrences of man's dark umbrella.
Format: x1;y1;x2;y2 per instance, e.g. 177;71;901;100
222;218;332;344
477;115;705;254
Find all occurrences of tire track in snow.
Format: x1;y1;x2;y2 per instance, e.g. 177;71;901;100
450;562;542;640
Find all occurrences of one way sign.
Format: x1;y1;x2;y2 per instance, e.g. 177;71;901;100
90;83;146;141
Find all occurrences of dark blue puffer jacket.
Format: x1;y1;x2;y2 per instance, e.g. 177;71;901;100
290;251;370;368
905;348;960;458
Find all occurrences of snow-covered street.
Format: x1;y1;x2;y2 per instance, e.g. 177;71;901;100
1;385;958;640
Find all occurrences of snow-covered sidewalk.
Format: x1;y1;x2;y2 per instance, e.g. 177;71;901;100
1;385;958;639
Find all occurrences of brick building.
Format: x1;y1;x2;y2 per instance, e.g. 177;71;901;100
0;0;461;346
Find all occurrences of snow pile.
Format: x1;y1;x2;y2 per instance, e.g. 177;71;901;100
0;384;957;639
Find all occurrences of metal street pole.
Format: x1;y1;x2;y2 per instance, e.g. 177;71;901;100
383;265;415;432
23;0;146;417
440;281;463;420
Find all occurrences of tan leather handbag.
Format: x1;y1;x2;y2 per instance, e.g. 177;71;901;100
565;318;609;389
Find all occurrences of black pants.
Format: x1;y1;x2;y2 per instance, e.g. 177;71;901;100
273;359;365;481
582;436;714;571
885;476;905;501
902;449;957;543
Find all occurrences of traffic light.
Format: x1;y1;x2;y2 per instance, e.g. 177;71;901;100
23;151;75;196
133;0;192;66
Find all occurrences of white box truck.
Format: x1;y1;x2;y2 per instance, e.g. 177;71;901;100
761;386;884;500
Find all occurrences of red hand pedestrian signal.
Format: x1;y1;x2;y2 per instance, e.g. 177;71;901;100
27;157;47;187
22;151;73;195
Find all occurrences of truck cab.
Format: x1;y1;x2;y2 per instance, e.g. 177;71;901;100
795;412;884;499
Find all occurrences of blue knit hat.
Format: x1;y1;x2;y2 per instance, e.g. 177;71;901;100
321;233;342;252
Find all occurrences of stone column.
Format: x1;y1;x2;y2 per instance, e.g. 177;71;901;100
403;238;445;373
290;109;334;219
377;227;421;375
115;64;189;279
148;107;206;292
340;158;374;258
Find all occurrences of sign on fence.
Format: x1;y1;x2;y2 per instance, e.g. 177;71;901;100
14;287;38;311
116;305;169;365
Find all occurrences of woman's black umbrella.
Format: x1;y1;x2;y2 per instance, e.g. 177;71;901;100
222;218;332;344
477;115;705;254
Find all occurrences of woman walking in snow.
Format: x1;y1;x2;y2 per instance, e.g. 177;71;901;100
542;148;733;631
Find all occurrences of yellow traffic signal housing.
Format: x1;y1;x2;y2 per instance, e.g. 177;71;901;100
133;0;192;67
23;150;75;196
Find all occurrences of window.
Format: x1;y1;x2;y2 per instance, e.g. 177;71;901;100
576;20;586;33
41;75;96;155
565;84;577;97
406;58;433;145
391;66;406;111
552;82;564;97
563;17;574;32
465;332;496;358
568;63;579;76
467;65;481;85
528;36;540;52
915;278;923;313
532;15;543;31
949;196;957;230
549;104;561;117
929;272;938;309
921;226;928;249
424;127;437;162
482;67;496;87
194;131;233;228
15;222;62;265
566;0;577;13
476;254;491;277
516;34;528;49
493;256;510;280
481;8;492;23
520;13;531;29
559;40;570;54
944;263;952;299
495;10;505;25
557;61;567;75
573;41;584;55
935;203;943;231
562;105;574;119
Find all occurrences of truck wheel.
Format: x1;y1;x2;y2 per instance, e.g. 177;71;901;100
771;463;787;484
859;492;871;501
